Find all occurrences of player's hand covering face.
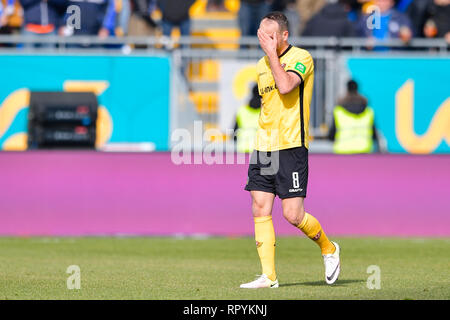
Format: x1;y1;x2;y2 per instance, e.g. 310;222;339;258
257;27;278;57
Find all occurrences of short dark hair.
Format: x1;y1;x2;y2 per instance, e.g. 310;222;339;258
347;80;358;93
261;11;289;32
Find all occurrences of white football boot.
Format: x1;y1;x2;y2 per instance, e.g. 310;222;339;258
240;274;279;289
323;241;340;285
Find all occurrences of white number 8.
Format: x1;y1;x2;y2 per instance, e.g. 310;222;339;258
292;172;299;189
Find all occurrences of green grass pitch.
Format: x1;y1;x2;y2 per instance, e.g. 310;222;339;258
0;237;448;300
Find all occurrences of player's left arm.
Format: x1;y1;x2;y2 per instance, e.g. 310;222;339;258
257;29;301;95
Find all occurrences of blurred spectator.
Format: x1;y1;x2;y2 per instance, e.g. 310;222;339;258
0;0;14;28
345;0;363;23
0;0;24;35
207;0;227;12
238;0;271;37
19;0;66;47
328;80;380;154
62;0;116;38
302;0;356;37
233;83;261;153
271;0;300;36
115;0;131;36
423;0;450;42
404;0;429;37
128;0;157;37
157;0;194;39
395;0;413;12
296;0;326;34
356;0;413;43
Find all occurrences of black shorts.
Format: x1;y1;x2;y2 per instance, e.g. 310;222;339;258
244;147;308;199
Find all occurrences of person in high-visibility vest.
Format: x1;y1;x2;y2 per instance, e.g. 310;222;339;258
233;83;261;153
328;80;380;154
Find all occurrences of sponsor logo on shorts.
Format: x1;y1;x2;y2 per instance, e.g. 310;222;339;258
288;188;303;193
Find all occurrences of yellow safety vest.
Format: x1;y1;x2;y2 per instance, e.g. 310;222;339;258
236;105;260;153
333;105;374;154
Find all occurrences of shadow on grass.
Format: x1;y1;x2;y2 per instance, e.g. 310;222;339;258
280;279;364;288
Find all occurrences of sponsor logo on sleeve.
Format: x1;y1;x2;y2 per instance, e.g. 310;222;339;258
295;62;306;74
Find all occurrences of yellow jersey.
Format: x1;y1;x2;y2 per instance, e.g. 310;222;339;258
254;45;314;151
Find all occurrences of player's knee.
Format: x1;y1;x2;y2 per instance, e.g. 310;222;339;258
252;200;271;217
283;206;305;226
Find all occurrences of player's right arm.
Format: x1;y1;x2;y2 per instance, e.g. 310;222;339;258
257;29;301;95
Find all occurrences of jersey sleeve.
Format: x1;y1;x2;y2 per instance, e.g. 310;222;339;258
285;50;314;82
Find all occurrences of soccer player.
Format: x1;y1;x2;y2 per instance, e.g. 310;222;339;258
240;12;340;289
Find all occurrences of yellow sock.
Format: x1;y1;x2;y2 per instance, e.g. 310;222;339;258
297;212;335;255
254;216;276;281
